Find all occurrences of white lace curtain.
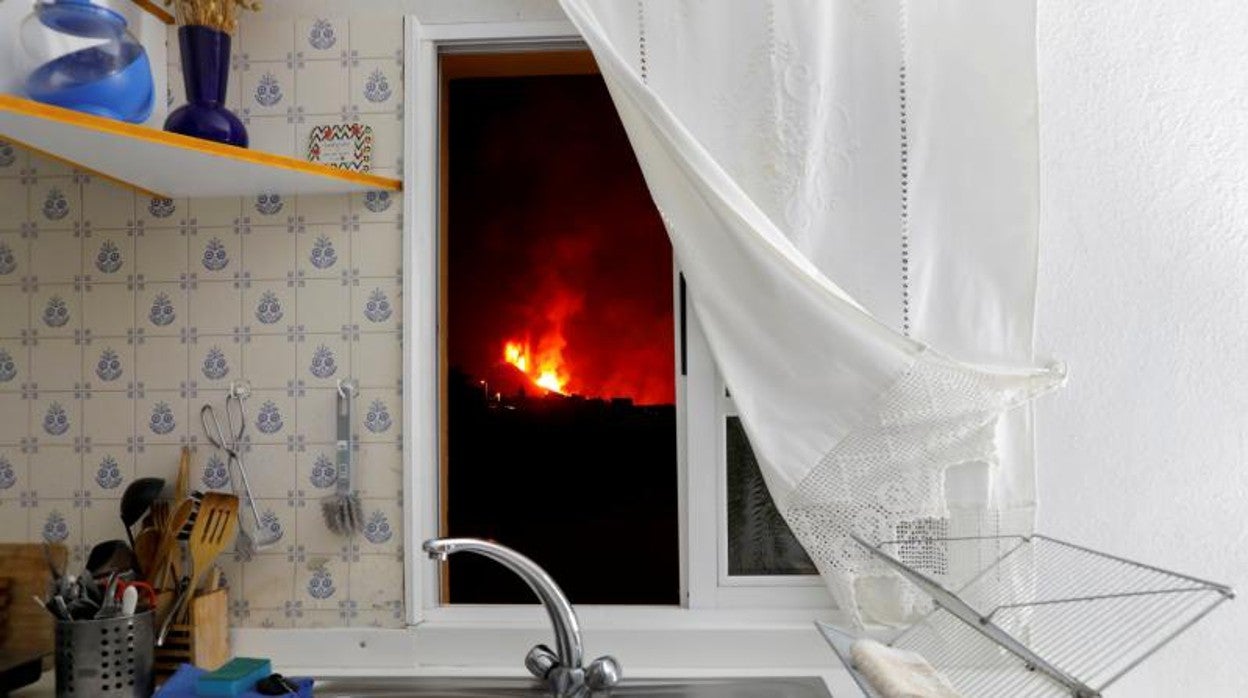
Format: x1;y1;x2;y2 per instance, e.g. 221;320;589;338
558;0;1063;626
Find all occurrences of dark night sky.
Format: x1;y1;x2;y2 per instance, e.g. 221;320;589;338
448;74;675;405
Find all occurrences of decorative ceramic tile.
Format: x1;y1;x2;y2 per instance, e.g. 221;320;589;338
296;59;350;115
296;17;347;56
29;338;81;392
80;178;136;230
348;17;403;60
350;59;401;114
238;335;298;393
238;443;295;496
297;225;348;279
0;180;30;230
296;280;350;333
0;393;28;443
244;116;299;159
136;285;187;336
188;282;243;336
0;16;404;629
242;64;295;117
351;222;402;277
295;194;350;225
191;229;240;279
241;230;297;279
195;342;241;388
30;179;80;231
188;197;241;229
85;450;134;496
0;345;22;389
298;337;348;388
135;337;189;387
243;285;294;334
82;393;136;448
351;333;401;388
0;232;27;281
354;443;403;499
83;343;132;389
0;294;28;338
0;139;29;175
351;190;400;223
239;19;296;64
83;231;133;280
29;231;82;284
135;232;188;281
33;286;80;337
0;500;29;542
137;194;187;228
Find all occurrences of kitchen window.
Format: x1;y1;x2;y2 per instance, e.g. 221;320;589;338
440;51;679;606
405;20;832;629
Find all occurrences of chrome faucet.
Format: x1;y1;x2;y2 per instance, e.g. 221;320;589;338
422;538;622;695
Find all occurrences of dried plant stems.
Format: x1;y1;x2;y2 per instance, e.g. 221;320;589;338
164;0;261;35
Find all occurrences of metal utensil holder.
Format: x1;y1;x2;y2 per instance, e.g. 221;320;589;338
55;610;154;697
820;534;1234;698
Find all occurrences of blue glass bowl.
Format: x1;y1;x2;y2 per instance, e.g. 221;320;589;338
25;43;154;123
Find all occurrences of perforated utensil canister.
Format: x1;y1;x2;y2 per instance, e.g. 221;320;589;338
55;610;154;697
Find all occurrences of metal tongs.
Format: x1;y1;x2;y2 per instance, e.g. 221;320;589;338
201;380;279;559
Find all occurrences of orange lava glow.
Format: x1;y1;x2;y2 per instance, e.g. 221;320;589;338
503;339;568;395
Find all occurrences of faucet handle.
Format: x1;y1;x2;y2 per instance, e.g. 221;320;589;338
585;655;622;690
525;643;560;680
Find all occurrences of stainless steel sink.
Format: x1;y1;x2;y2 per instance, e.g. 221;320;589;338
313;676;833;697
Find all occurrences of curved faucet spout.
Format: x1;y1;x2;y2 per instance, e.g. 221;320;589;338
422;537;584;672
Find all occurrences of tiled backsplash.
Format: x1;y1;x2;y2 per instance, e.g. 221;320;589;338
0;16;406;629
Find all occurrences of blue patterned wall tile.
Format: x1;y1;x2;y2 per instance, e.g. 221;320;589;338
0;15;405;628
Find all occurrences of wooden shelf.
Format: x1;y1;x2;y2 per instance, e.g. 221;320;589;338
0;95;401;198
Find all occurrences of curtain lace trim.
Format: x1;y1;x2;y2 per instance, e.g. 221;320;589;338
782;350;1063;627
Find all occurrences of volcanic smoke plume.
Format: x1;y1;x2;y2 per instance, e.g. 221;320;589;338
448;74;675;405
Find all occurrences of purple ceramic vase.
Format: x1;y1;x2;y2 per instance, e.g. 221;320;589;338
164;25;248;147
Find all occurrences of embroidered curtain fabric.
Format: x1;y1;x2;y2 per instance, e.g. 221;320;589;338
557;0;1062;625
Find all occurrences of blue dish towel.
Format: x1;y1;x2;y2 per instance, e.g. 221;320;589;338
154;663;314;697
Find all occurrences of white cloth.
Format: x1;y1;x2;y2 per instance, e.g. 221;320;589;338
850;638;962;698
557;0;1063;624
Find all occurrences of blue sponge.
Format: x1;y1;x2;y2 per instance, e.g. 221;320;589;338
196;658;272;696
154;662;314;698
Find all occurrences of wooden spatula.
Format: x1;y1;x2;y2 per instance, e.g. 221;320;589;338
159;493;237;644
185;493;238;602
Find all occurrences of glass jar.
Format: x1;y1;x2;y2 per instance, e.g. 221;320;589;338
18;0;154;123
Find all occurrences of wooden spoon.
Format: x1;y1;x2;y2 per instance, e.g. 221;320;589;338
134;527;161;581
175;446;191;501
150;496;197;591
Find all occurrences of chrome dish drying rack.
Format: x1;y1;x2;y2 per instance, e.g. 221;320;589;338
819;534;1234;697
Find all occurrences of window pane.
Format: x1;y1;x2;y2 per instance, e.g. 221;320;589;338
726;416;817;576
444;63;679;604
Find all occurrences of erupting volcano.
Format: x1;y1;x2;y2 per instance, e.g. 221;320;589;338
448;71;676;407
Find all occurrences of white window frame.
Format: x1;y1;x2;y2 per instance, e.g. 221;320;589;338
398;15;839;671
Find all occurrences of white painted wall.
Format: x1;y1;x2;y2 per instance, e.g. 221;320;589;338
1035;1;1248;696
